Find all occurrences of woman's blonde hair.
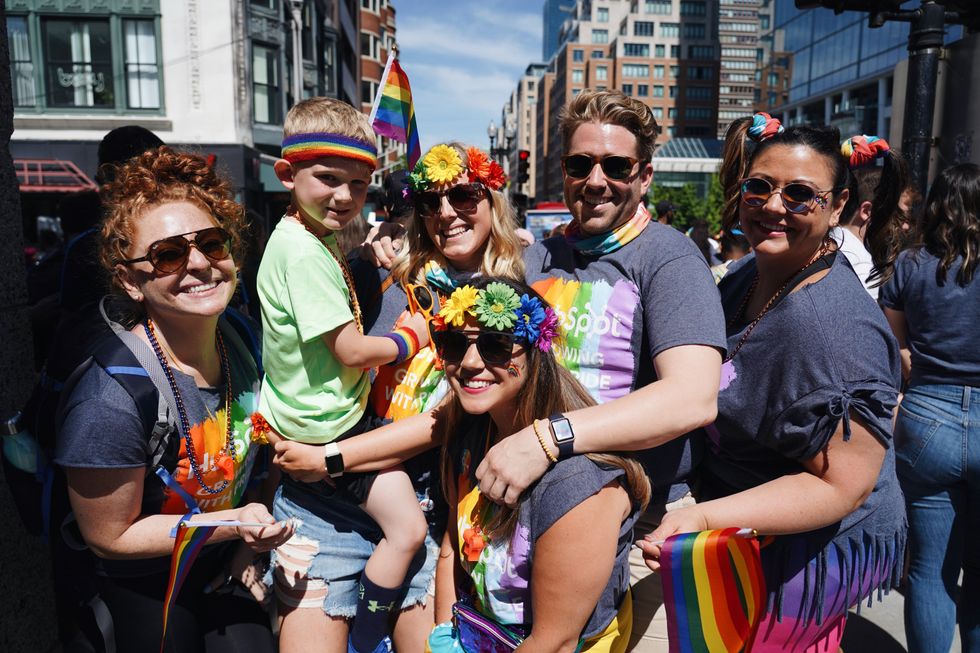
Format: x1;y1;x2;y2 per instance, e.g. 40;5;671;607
390;143;525;285
437;278;651;541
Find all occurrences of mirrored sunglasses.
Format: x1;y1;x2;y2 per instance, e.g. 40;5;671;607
739;177;834;214
120;226;233;274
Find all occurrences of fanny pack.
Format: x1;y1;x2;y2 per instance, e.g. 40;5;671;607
452;601;525;653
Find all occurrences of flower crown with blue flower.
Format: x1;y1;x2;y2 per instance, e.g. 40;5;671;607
432;282;559;351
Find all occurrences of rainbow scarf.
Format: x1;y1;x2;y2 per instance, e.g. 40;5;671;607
660;528;766;653
564;203;652;256
369;54;422;169
281;132;378;169
160;521;217;652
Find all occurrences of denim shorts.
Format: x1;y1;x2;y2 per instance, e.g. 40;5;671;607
268;451;445;617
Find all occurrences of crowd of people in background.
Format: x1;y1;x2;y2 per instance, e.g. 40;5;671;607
7;88;978;653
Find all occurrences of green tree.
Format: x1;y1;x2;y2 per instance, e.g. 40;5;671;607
649;174;725;235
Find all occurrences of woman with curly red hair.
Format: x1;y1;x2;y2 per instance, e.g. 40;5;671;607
55;146;293;651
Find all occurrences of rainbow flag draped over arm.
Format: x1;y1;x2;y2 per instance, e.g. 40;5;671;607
160;521;218;652
368;50;422;169
660;528;766;653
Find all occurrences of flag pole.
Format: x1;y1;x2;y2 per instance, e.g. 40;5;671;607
368;45;397;126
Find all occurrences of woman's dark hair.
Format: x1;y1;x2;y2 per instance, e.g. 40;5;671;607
437;277;650;540
864;151;911;287
921;162;980;286
840;167;882;227
720;118;910;286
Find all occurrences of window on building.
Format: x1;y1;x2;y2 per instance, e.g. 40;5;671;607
592;29;608;44
680;1;707;16
645;0;672;14
572;69;584;84
634;21;655;37
637;84;649;97
622;63;649;77
768;72;778;86
361;80;377;104
655;44;665;58
654;64;664;79
123;19;160;109
360;0;379;10
7;16;36;107
572;88;582;96
42;19;114;108
687;65;713;80
653;85;664;97
682;23;706;38
573;48;584;62
592;50;605;58
686;107;713;120
670;45;680;57
669;65;679;77
360;32;380;60
686;85;713;99
668;108;677;118
596;84;607;90
652;107;664;120
251;0;278;9
667;126;676;137
595;66;608;81
622;83;633;96
688;45;714;59
669;85;678;97
597;7;609;22
253;43;280;124
660;23;679;37
624;43;649;57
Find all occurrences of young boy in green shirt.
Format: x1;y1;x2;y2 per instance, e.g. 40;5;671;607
255;97;429;653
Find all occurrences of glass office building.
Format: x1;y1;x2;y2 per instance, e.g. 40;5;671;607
767;0;963;138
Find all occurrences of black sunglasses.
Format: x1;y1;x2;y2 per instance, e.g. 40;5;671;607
431;329;517;366
120;226;233;274
414;183;487;217
740;177;835;214
562;154;639;181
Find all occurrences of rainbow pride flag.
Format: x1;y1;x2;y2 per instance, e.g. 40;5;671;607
660;528;766;653
368;50;422;169
160;521;217;652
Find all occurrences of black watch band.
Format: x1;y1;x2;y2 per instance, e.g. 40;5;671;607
549;412;575;461
324;442;345;479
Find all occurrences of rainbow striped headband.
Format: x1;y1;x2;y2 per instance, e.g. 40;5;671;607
281;132;378;169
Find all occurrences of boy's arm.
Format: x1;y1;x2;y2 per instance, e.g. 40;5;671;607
321;311;430;369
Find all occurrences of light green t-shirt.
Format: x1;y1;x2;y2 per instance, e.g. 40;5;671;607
257;219;369;443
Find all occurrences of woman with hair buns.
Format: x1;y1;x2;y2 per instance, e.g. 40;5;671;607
881;163;980;653
639;113;907;651
54;147;293;651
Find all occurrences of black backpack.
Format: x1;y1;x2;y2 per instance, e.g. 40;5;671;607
1;299;262;650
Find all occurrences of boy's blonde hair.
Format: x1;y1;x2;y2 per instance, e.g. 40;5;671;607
284;97;374;143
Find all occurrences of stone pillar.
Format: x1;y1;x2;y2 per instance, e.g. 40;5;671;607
0;12;59;653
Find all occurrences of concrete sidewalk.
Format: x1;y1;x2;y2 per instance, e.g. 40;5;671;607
841;586;961;652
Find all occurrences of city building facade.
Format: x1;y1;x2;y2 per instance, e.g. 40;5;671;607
7;0;382;235
501;62;548;202
359;0;404;180
716;0;762;137
526;0;721;202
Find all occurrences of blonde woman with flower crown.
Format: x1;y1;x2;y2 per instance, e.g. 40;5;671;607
273;143;527;652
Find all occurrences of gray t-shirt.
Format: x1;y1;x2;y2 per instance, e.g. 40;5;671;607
523;222;727;503
879;247;980;387
703;253;906;618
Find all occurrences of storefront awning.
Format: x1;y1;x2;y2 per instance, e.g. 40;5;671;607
15;159;98;192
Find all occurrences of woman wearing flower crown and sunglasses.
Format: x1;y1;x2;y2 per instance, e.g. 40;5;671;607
423;277;649;653
639;115;907;651
271;142;527;649
55;147;293;651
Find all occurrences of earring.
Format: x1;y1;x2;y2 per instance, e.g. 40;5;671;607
506;363;520;378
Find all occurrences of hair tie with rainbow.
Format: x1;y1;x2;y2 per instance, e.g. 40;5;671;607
841;135;890;169
747;112;785;142
281;132;378;170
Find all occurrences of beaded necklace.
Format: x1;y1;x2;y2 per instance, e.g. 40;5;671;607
295;215;364;334
726;246;830;363
144;318;234;495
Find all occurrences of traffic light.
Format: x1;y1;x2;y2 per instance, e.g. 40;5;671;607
517;150;530;184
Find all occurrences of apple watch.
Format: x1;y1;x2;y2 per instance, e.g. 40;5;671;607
549;413;575;460
324;442;345;479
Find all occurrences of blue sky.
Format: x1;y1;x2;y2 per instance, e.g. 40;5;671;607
393;0;544;154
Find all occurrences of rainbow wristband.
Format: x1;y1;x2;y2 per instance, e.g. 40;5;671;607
384;327;420;365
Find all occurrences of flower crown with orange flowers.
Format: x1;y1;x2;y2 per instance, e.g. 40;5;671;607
406;144;507;195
